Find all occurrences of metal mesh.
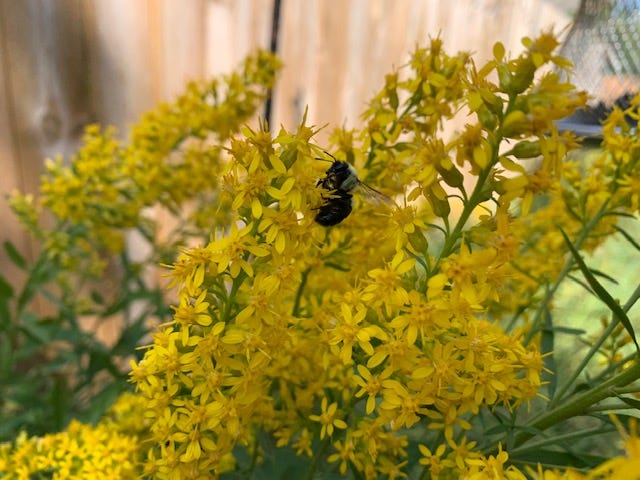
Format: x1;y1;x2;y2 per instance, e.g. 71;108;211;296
559;0;640;112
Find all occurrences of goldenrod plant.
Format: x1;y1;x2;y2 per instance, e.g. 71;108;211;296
0;51;281;441
2;32;640;479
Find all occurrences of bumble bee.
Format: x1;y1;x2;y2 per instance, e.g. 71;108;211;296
314;154;392;226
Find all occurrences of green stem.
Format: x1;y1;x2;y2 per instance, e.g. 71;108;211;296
222;269;247;322
432;94;524;271
586;401;640;412
306;436;331;480
523;199;611;348
548;240;635;408
292;268;311;317
612;385;640;395
549;312;619;408
432;144;497;271
509;426;616;456
590;352;636;383
419;465;430;480
623;280;640;313
248;429;261;476
587;286;640;385
512;360;640;449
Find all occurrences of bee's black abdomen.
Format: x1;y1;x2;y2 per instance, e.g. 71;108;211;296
314;159;358;226
314;190;353;226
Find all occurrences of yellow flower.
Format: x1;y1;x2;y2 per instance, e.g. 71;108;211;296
362;251;415;314
466;444;526;480
291;428;313;457
328;437;363;474
353;364;392;414
586;417;640;480
379;380;433;430
418;443;452;479
309;397;348;439
208;223;270;279
172;290;212;332
0;420;141;479
328;304;388;364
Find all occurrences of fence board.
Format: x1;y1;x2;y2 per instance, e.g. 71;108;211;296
0;0;577;295
273;0;576;139
0;0;95;295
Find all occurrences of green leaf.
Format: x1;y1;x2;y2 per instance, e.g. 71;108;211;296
76;382;122;425
0;274;13;299
541;307;557;398
615;225;640;252
601;413;640;431
560;227;640;354
505;140;542;159
17;261;55;312
51;376;72;431
91;290;106;305
18;314;56;345
485;423;510;436
587;268;619;285
3;241;27;269
613;393;640;409
223;432;311;480
114;320;148;354
0;335;12;378
0;274;13;328
546;326;586;335
606;210;638;220
567;273;594;294
88;345;122;378
510;449;609;469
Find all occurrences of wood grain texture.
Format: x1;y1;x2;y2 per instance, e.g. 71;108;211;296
271;0;576;140
0;0;96;291
0;0;576;285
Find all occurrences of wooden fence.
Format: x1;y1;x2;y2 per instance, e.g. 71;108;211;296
0;0;576;287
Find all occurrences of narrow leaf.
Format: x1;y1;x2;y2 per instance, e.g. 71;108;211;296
614;225;640;252
560;228;639;353
3;241;27;269
588;268;619;285
17;263;55;311
0;274;13;299
0;275;13;328
546;326;586;335
612;393;640;409
510;449;608;469
541;307;557;398
606;210;638;220
567;274;593;295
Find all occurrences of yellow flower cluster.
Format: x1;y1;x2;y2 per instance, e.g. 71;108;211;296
9;50;280;279
2;49;281;462
7;30;640;479
127;32;638;479
0;394;148;479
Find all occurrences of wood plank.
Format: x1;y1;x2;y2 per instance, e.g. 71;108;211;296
0;0;32;289
87;0;162;128
0;0;94;296
272;0;574;143
0;0;580;296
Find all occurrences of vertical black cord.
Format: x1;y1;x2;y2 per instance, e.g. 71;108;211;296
264;0;282;128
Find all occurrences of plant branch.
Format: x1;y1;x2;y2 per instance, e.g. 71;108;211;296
512;360;640;449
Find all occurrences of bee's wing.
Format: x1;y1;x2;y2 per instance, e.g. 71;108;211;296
356;181;396;207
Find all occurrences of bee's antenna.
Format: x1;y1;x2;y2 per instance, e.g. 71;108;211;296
315;150;339;163
323;150;338;161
